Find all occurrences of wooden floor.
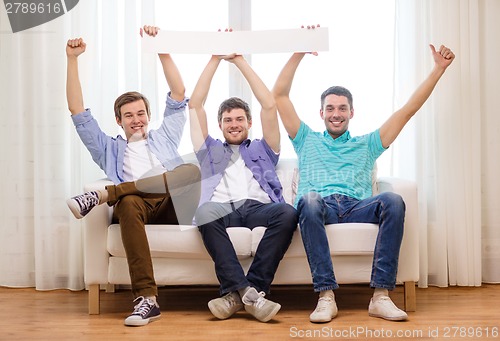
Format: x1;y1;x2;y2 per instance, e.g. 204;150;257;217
1;284;499;340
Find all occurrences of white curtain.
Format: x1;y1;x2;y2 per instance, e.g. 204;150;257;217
479;1;500;284
0;0;156;290
2;0;499;291
394;0;500;287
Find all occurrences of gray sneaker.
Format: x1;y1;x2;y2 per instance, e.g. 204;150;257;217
242;288;281;322
208;292;243;319
66;191;99;219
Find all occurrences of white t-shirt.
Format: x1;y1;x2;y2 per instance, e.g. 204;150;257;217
123;139;165;182
211;145;271;204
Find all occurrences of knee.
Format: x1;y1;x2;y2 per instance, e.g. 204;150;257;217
185;163;201;183
169;163;201;193
280;204;299;227
379;192;406;214
194;202;211;224
195;202;222;227
297;192;324;214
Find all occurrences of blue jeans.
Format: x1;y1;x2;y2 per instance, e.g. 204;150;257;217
196;199;297;296
297;192;405;292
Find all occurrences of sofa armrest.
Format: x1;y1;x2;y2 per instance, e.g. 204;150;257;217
84;178;114;192
377;177;419;282
83;179;114;286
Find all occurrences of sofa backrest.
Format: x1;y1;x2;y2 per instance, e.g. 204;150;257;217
276;158;298;205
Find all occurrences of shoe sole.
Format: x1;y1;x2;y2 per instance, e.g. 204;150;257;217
124;314;161;326
66;199;84;219
369;312;408;321
310;311;338;323
208;301;243;320
246;303;281;323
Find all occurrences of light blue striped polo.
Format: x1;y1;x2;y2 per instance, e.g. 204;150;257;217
291;121;387;206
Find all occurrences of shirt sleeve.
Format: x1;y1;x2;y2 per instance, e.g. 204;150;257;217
290;121;311;154
369;129;387;160
150;92;188;149
71;109;113;171
194;135;219;164
260;138;280;166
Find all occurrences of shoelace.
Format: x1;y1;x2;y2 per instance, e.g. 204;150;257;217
315;296;334;312
252;291;268;309
223;294;239;308
132;297;155;317
373;296;402;311
373;296;392;304
77;192;98;210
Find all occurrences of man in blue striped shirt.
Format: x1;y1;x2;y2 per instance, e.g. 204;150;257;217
273;40;455;323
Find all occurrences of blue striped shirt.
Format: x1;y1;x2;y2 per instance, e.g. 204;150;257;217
291;121;386;206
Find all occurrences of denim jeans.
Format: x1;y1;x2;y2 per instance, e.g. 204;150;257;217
196;199;297;295
297;191;405;292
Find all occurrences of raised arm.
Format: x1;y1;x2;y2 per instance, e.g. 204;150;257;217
141;25;185;101
379;44;455;148
66;38;86;115
227;55;280;153
272;52;306;139
188;56;221;151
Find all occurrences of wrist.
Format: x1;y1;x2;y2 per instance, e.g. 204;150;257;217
67;54;79;61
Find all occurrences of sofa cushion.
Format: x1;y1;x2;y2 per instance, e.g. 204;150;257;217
107;224;254;260
252;223;378;258
107;222;379;261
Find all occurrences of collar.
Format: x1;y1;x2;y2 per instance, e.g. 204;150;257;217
222;139;251;150
324;130;351;143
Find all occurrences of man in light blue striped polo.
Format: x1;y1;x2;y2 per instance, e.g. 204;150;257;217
273;43;455;323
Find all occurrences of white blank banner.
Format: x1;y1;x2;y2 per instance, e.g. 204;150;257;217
142;28;329;54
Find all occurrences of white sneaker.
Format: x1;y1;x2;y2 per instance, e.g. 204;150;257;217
66;191;100;219
309;296;338;323
124;296;161;326
310;296;338;323
368;296;408;321
208;292;243;319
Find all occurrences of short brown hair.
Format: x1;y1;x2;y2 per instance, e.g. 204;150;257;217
217;97;251;123
114;91;151;120
321;86;353;110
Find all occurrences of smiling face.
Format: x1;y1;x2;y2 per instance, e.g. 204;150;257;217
219;108;252;145
320;94;354;139
116;99;150;141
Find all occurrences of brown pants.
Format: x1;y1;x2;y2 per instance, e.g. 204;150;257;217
108;163;201;298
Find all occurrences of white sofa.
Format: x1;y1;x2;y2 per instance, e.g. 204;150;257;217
83;158;419;314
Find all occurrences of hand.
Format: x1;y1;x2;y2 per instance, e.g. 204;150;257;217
140;25;159;37
220;53;242;63
66;38;86;58
430;44;455;69
301;24;320;56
